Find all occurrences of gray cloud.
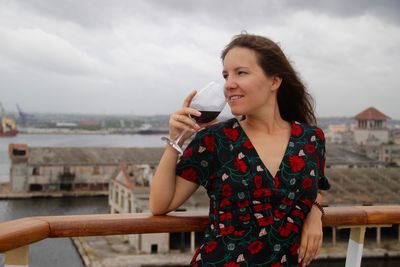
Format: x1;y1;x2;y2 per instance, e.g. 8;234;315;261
0;0;399;118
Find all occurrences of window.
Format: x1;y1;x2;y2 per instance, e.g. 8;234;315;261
32;167;40;176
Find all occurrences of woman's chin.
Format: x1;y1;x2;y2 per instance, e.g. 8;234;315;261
230;108;245;117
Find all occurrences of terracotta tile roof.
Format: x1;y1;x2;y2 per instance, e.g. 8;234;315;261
354;107;390;120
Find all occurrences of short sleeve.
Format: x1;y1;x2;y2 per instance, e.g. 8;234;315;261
315;127;331;190
176;128;217;188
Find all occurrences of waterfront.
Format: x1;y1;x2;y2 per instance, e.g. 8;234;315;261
0;197;109;267
1;134;400;266
0;133;165;183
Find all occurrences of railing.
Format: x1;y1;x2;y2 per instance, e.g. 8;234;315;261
1;205;400;267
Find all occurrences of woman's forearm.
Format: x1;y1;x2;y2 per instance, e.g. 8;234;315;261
149;145;180;214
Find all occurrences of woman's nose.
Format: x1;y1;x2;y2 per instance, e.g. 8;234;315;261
224;76;237;91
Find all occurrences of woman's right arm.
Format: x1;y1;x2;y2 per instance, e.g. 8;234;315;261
149;91;202;215
149;145;199;215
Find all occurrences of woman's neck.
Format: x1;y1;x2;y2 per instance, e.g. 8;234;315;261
241;101;289;135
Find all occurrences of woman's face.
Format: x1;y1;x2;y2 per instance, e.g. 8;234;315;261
222;47;280;116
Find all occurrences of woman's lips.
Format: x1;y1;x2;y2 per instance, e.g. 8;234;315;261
228;95;244;103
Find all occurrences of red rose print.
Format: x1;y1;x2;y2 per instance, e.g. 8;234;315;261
290;242;300;256
292;123;302;137
221;184;233;197
288;155;305;172
204;135;215;152
282;197;293;206
243;139;254;149
237;200;249;208
271;262;284;267
211;206;217;215
274;175;280;190
254;175;263;188
248;240;263;254
220;225;235;235
192;248;201;263
205;241;217;253
301;198;312;208
182;147;193;158
223;128;239;141
304;144;316;154
234;157;248;173
224;262;240;267
219;198;231;208
220;212;233;221
291;209;305;219
180;168;198;182
239;213;251;221
302;177;312;189
253;188;272;198
287;221;299;233
254;203;272;212
234;230;246;237
274;209;286;220
279;222;298;237
258;216;273;227
279;226;291;237
316;127;325;141
316;155;321;170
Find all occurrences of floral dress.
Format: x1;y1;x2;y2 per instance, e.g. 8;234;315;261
176;118;330;267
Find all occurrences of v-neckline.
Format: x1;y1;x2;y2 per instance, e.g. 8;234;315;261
235;118;293;178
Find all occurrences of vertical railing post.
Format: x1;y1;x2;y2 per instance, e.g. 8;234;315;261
345;226;366;267
4;245;29;267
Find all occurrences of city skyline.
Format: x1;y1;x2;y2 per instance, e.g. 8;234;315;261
0;0;399;118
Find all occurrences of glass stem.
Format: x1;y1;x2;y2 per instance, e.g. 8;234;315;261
174;127;189;146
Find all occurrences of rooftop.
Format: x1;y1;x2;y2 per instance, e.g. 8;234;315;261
354;107;390;121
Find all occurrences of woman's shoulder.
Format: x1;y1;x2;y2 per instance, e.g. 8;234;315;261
291;121;325;139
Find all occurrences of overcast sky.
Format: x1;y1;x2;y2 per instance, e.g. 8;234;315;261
0;0;399;119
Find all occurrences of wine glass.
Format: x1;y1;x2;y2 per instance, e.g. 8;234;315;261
161;81;226;155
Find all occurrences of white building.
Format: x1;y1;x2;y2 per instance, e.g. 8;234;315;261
109;164;209;254
353;107;390;145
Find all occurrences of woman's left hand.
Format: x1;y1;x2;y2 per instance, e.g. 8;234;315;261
298;207;323;266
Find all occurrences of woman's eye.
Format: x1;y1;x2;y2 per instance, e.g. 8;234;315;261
222;74;228;80
238;71;247;75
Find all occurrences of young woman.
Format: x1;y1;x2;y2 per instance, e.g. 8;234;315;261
150;33;330;267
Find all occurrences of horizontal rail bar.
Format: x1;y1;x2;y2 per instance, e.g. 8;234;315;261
1;205;400;253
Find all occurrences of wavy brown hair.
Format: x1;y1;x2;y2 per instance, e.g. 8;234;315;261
221;33;316;125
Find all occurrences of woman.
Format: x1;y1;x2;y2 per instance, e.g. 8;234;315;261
150;33;330;267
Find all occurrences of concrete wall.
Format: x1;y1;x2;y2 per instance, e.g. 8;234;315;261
140;233;169;253
354;129;389;145
10;163;28;192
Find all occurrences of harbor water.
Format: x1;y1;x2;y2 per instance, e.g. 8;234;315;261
1;134;400;266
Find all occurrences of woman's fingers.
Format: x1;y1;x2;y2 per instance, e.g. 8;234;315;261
301;234;322;266
302;240;314;266
298;237;308;265
170;115;199;131
315;236;323;260
182;90;197;107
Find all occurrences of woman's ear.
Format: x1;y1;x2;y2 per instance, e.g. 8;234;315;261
271;76;282;92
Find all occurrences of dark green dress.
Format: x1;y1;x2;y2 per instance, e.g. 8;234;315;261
176;118;330;267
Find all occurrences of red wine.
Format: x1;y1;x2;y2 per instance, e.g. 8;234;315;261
194;111;221;123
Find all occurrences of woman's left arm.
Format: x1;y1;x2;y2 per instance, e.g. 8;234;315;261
298;190;324;267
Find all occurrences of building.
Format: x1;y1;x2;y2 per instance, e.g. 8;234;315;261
109;164;209;254
8;144;164;193
353;107;390;145
325;124;355;144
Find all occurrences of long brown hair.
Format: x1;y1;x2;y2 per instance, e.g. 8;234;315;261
221;33;316;125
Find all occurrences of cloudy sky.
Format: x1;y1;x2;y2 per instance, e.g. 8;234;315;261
0;0;399;118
